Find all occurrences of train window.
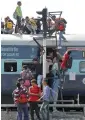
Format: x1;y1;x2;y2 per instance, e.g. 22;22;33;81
79;61;85;73
4;60;17;72
22;61;36;74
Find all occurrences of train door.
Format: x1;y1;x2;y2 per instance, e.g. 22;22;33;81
63;47;85;103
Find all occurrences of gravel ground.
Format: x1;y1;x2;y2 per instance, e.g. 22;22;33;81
1;110;85;120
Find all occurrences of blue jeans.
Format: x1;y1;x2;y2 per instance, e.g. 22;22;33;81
17;103;29;120
52;71;60;101
17;16;21;29
52;71;60;90
40;101;49;120
52;78;59;101
59;31;66;46
37;75;43;87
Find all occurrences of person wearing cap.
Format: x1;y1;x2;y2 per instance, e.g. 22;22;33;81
12;79;29;120
28;79;41;120
4;16;14;34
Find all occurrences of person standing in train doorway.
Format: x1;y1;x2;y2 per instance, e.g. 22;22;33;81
33;58;43;89
12;79;29;120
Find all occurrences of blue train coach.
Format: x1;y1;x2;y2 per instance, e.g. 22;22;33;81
1;34;85;103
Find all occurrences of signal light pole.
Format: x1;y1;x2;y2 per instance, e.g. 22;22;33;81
37;8;49;120
36;8;48;79
36;8;63;78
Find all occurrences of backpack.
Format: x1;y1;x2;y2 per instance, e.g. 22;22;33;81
66;56;73;69
13;11;17;20
49;88;57;102
58;23;65;31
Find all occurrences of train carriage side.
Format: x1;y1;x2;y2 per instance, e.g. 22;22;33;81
1;34;85;104
1;35;40;104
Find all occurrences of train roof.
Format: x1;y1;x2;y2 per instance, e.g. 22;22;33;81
1;34;85;46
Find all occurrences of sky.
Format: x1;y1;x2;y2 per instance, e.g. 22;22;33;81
1;0;85;34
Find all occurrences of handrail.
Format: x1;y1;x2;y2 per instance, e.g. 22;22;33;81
1;104;85;108
2;104;85;117
57;100;74;103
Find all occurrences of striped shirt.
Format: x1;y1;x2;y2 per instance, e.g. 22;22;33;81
12;86;28;104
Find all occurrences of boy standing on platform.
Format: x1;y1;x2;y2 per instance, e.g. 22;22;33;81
28;79;41;120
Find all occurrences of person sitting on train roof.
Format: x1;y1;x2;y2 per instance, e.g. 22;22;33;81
4;16;14;34
24;16;32;34
30;17;37;34
1;20;4;34
36;18;41;34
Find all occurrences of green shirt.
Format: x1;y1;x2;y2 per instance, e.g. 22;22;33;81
52;63;58;71
16;6;22;17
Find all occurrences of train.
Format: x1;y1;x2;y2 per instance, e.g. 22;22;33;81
1;34;85;104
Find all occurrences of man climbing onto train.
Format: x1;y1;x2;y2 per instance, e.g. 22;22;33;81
54;50;72;72
51;15;67;48
12;78;29;120
60;50;72;71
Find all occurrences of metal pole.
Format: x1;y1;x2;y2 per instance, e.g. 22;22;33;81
42;8;47;79
77;93;80;105
43;38;46;79
55;31;57;48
